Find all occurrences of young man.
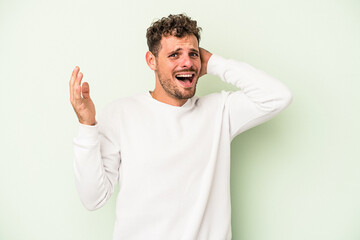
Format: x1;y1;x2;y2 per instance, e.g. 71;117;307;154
70;14;292;240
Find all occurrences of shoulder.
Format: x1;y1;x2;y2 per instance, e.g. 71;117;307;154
195;91;232;107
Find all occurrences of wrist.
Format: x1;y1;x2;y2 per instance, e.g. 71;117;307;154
79;118;96;126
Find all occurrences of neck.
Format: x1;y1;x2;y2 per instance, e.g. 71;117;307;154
150;90;188;107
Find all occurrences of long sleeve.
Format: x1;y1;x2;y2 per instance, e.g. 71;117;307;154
73;110;121;210
207;54;293;139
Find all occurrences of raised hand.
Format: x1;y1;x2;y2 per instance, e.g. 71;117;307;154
199;48;213;78
69;66;96;125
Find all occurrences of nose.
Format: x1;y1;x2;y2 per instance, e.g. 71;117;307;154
180;55;192;68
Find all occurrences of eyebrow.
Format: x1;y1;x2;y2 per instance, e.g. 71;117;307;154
168;48;199;54
190;48;199;53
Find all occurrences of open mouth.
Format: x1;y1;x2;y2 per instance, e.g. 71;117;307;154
175;73;195;88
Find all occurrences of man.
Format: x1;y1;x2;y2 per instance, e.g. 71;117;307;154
70;14;292;240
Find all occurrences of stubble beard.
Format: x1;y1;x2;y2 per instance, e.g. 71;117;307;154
156;71;198;100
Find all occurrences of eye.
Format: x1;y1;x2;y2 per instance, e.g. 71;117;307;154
190;52;199;57
169;53;178;58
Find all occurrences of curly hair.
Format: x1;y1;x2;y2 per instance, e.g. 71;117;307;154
146;14;202;57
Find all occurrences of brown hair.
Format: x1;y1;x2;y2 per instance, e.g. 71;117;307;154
146;14;202;56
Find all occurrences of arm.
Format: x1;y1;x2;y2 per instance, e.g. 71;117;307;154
73;115;121;211
203;52;293;139
69;67;120;210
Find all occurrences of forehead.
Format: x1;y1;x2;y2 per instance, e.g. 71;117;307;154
159;34;199;53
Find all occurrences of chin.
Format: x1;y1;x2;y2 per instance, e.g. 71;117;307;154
176;88;196;99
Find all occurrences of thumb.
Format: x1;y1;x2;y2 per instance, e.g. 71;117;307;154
81;82;91;99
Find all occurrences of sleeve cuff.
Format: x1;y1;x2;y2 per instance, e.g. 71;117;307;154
76;122;99;142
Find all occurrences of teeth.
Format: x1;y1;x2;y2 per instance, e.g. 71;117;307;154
176;74;192;77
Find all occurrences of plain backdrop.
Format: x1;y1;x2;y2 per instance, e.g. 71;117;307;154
0;0;359;239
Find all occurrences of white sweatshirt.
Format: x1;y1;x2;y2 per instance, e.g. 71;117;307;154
73;54;292;240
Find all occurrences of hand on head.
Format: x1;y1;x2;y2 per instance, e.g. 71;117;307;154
199;48;212;78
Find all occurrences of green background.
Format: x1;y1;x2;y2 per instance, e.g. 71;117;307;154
1;0;359;239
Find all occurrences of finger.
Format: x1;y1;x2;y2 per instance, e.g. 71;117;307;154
74;72;83;101
74;68;83;88
69;66;79;102
82;82;91;99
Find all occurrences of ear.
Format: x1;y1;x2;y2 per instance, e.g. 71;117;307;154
145;51;157;71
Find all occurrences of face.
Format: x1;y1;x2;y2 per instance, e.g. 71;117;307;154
150;34;201;102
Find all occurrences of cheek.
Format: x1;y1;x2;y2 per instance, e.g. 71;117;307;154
158;62;172;72
195;60;201;70
167;63;178;74
160;64;177;78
